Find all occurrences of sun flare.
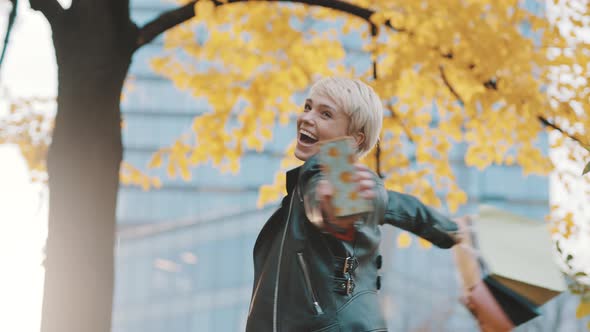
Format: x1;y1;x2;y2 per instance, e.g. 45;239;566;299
0;146;47;332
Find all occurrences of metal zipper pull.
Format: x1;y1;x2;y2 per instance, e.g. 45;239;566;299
297;252;324;315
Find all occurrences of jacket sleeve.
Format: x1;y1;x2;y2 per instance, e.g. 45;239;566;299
382;191;459;248
298;157;324;226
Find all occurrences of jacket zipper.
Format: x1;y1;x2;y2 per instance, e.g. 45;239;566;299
273;188;296;332
248;208;283;317
297;252;324;315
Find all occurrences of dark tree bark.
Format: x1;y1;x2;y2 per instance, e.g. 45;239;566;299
32;1;138;331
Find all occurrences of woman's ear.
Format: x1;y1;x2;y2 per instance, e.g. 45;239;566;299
352;132;365;150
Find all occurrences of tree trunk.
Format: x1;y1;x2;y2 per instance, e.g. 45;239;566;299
41;7;137;332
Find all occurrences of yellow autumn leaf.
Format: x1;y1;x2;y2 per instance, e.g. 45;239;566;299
229;159;240;174
167;162;176;178
279;113;290;125
260;127;273;140
418;238;432;249
119;161;161;191
150;57;170;74
179;162;191;181
149;152;163;168
141;179;150;191
194;0;215;21
369;12;387;26
397;232;412;249
576;301;590;319
257;185;277;209
505;155;515;165
260;110;275;126
447;190;467;213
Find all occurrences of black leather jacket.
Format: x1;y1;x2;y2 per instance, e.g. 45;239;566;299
246;156;459;332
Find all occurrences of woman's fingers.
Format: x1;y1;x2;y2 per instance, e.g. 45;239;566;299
353;163;370;172
358;180;375;199
317;179;334;198
357;179;375;190
360;189;376;200
354;166;376;199
317;180;335;222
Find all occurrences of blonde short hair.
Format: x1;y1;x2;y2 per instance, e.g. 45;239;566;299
309;77;383;158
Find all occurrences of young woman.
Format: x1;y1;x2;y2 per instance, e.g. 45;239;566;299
246;77;462;332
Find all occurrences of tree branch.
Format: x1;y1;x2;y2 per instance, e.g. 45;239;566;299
136;1;195;49
0;0;17;74
136;0;404;50
387;105;415;143
440;65;589;147
135;0;590;150
109;0;132;29
439;65;465;106
30;0;64;23
538;115;587;147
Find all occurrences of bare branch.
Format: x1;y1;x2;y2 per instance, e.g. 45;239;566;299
30;0;65;23
387;105;415;143
538;115;588;147
136;1;195;49
136;0;404;50
375;140;384;179
440;65;588;148
0;0;17;74
439;65;465;106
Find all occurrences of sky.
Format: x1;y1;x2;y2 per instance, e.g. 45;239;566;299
0;1;589;332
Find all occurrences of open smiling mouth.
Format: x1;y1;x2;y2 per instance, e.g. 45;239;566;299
299;129;318;145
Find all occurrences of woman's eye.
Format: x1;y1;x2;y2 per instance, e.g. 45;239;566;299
322;111;332;118
304;104;311;112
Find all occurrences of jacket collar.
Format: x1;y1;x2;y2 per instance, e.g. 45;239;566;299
286;166;301;195
286;155;320;195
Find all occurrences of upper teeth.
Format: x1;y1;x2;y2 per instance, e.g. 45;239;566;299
300;129;317;140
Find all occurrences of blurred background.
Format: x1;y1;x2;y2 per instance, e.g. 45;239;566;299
1;0;590;331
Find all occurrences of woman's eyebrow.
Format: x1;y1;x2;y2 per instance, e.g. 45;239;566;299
318;104;335;111
306;98;336;111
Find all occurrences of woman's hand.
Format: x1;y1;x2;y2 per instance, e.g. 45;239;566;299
451;215;473;245
316;164;376;230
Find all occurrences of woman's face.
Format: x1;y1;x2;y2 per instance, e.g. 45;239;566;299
294;93;350;161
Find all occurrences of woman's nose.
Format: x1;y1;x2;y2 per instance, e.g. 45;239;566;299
299;109;315;123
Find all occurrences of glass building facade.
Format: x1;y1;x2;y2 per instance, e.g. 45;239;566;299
112;1;583;331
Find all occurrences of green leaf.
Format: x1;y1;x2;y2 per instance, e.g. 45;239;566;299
566;255;574;269
575;271;588;277
556;241;563;254
583;161;590;176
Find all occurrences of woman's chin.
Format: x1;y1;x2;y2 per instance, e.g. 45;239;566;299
294;149;308;161
294;146;316;161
